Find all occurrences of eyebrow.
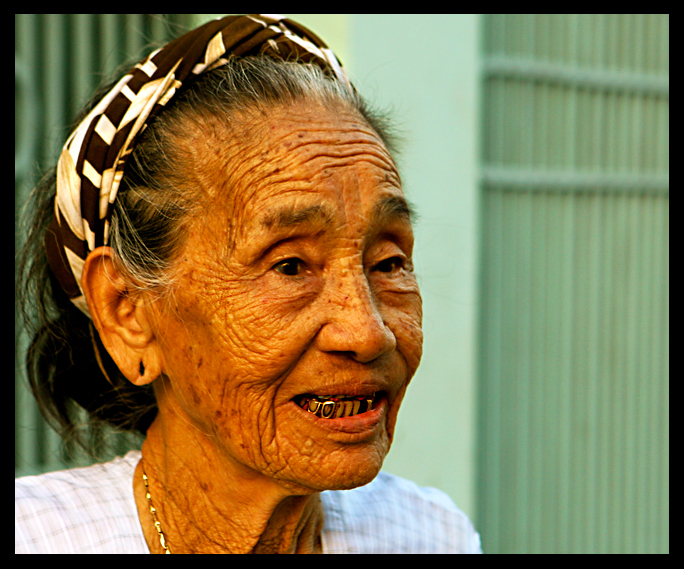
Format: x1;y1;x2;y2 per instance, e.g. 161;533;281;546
259;195;415;231
260;204;334;230
371;195;415;225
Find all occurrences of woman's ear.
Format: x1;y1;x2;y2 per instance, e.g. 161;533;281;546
80;246;162;386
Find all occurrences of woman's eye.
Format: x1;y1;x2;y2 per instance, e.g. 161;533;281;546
273;258;305;276
374;257;404;273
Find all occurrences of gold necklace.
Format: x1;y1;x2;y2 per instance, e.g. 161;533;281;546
141;463;171;554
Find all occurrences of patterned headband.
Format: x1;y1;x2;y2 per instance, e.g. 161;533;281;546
44;14;350;318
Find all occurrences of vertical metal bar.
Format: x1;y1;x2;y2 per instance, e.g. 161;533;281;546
657;93;669;173
526;22;545;537
660;14;669;74
560;188;575;555
621;15;636;554
14;0;40;460
42;15;71;467
642;92;655;172
637;194;655;553
617;194;633;553
648;195;661;553
480;16;502;551
151;13;172;44
563;14;579;553
513;190;531;553
485;188;504;553
72;14;94;114
645;14;657;73
43;14;67;165
99;13;121;79
517;15;536;553
595;190;611;553
534;15;549;552
124;13;146;59
658;195;669;554
498;191;515;552
528;188;545;554
629;25;646;552
585;192;603;553
541;193;560;554
15;13;43;475
642;194;658;553
606;14;618;70
625;194;641;552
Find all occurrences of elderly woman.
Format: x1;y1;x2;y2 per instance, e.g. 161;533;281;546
15;15;481;554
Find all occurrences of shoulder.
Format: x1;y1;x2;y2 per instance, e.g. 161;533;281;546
320;471;482;553
15;451;148;554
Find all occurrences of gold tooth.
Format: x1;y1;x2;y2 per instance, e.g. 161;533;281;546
320;401;335;418
301;395;376;418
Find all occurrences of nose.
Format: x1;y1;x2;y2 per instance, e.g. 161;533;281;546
315;270;397;363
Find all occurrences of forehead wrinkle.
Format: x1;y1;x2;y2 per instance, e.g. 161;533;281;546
218;105;403;254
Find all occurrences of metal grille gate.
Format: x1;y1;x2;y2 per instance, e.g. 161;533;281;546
477;14;669;553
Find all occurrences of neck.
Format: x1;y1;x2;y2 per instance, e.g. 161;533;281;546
133;413;324;554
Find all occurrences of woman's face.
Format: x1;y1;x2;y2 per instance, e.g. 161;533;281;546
151;102;423;492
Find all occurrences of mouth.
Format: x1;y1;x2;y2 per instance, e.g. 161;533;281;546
292;391;385;419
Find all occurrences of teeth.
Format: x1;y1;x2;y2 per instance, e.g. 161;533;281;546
299;394;375;419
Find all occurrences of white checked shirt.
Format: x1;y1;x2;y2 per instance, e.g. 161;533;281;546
15;451;481;553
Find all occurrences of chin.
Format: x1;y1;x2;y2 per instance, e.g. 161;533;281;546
269;398;395;493
325;465;383;491
299;439;390;492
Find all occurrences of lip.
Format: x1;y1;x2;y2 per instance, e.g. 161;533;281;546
287;376;395;402
292;382;387;399
288;392;389;435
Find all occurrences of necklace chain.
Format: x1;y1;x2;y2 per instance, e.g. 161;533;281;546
141;463;171;554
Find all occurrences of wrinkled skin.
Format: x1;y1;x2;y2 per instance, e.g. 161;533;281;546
82;101;423;553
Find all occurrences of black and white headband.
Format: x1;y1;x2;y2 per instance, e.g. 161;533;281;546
44;14;349;318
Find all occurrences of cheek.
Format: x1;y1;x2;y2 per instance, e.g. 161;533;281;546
158;273;320;425
156;313;287;469
378;288;423;374
210;266;319;353
394;314;423;381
